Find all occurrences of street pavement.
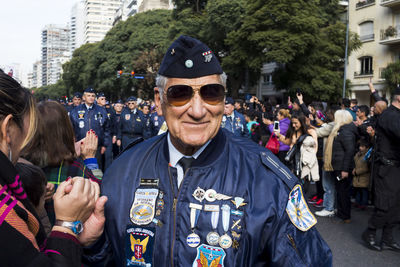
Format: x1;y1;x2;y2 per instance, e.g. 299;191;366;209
307;187;400;266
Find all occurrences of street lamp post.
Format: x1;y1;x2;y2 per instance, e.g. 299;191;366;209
340;1;349;98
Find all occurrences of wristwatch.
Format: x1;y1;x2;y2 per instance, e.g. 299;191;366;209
55;220;84;235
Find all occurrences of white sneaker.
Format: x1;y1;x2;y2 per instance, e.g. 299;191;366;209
315;209;334;217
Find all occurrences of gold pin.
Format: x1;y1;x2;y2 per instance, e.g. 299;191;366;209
231;219;241;230
231;197;247;209
232;239;239;249
231;231;241;239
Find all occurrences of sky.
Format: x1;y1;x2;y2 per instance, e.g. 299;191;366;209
0;0;77;72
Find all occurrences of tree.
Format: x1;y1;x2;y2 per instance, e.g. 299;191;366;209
33;80;68;101
382;61;400;92
62;9;172;100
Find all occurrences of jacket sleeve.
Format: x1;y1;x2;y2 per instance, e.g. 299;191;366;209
316;123;332;138
102;111;111;147
339;127;357;172
300;103;311;117
372;91;383;102
0;221;82;266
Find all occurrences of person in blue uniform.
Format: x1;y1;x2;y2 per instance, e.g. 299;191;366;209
85;36;332;266
117;96;145;150
141;103;153;139
112;99;124;157
221;97;248;137
66;92;82;115
97;92;115;169
150;109;165;136
69;87;111;170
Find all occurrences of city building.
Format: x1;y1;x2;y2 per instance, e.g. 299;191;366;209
41;24;70;86
347;0;399;104
84;0;123;43
32;61;43;88
137;0;172;13
71;0;86;53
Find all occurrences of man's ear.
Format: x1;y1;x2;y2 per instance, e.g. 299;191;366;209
154;87;163;116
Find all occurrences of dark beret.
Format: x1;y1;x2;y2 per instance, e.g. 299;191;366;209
84;87;95;93
115;99;123;104
225;97;234;105
158;35;223;78
127;96;137;102
73;92;82;98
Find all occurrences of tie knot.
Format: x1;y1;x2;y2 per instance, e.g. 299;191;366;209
178;157;194;174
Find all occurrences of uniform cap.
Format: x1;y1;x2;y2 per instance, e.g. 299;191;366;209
127;96;137;102
225;97;234;105
158;35;223;78
73;92;82;98
84;87;95;93
97;92;105;98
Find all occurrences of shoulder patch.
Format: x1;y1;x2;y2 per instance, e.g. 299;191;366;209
286;184;317;231
259;151;296;189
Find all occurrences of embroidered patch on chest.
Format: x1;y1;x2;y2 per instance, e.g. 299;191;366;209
125;226;155;266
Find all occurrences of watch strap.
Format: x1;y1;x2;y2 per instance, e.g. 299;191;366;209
55;220;83;235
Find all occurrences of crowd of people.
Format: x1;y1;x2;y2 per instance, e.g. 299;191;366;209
0;34;399;266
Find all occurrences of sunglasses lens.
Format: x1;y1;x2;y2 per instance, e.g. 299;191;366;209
166;85;193;106
200;84;225;105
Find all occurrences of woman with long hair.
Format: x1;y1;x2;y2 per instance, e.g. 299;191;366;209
315;110;357;222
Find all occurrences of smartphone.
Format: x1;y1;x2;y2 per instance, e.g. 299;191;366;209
273;121;280;131
336;175;342;181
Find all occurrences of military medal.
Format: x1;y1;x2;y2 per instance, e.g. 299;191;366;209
204;189;232;202
187;203;202;248
231;210;244;217
232;239;239;249
193;187;205;202
205;205;220;246
219;205;232;249
130;188;159;225
231;219;241;230
231;197;247;209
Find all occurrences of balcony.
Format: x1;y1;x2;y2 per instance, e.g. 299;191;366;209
354;70;374;77
380;25;400;45
380;0;400;7
356;0;375;9
360;33;375;42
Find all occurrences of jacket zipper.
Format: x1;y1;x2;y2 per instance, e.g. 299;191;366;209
168;165;189;267
287;234;305;264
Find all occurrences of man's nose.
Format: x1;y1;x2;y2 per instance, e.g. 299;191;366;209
187;92;206;119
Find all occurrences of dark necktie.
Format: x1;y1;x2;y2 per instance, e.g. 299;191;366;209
178;157;194;174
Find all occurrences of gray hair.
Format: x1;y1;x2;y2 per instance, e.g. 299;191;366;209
156;72;228;103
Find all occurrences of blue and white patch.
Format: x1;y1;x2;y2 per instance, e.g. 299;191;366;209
286;184;316;231
79;120;85;129
192;244;225;267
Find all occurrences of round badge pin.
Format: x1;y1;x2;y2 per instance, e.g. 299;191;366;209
219;234;232;249
205;189;217;202
185;59;193;68
206;231;220;246
187;233;201;248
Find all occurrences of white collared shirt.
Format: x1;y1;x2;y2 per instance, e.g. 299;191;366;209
167;133;211;187
85;103;93;110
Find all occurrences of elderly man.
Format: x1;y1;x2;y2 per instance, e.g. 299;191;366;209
221;97;248;137
90;36;331;266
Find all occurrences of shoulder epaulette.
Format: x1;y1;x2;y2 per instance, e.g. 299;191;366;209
259;151;297;189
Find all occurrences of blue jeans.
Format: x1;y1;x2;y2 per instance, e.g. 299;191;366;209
322;171;336;211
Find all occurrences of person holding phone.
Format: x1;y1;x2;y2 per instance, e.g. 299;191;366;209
264;109;291;163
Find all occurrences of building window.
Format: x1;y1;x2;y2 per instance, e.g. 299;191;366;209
359;21;374;42
356;56;373;76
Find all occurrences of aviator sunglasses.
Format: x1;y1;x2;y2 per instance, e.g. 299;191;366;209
166;84;226;107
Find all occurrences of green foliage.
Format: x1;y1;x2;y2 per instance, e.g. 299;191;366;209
32;80;68;101
382;61;400;92
62;9;172;100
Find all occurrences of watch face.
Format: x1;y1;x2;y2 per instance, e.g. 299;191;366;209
74;221;84;234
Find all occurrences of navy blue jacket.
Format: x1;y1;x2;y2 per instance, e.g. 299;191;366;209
150;112;165;136
69;103;110;147
221;110;248;137
142;113;153;139
87;129;332;266
118;109;145;140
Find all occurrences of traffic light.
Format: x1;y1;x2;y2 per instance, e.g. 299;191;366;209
117;70;123;78
131;71;135;77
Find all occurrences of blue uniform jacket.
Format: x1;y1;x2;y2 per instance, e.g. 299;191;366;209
150;112;165;136
118;109;145;140
142;114;153;139
69;103;110;147
221;110;248;137
88;129;332;266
